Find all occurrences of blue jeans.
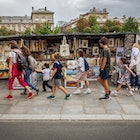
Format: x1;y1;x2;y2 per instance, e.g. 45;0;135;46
130;70;139;88
24;69;36;92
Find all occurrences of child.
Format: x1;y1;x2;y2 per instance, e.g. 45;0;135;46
47;52;70;100
73;49;91;94
42;63;52;92
111;57;136;96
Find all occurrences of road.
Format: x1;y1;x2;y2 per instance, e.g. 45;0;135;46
0;121;140;140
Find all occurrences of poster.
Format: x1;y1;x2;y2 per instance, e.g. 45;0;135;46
116;47;124;64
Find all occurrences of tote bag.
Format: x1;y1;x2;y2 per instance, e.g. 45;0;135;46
60;36;70;57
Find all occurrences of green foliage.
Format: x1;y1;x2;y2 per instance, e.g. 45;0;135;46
122;17;139;32
100;25;109;33
83;27;92;33
23;28;32;35
52;27;61;34
91;25;101;33
89;16;97;27
0;26;17;36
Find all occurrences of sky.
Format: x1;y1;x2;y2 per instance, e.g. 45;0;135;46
0;0;140;25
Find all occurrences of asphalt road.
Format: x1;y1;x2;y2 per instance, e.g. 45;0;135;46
0;121;140;140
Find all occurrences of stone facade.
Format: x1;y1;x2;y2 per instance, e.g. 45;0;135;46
61;7;108;32
0;7;54;33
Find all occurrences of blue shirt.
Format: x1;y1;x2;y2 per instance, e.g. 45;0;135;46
53;61;63;79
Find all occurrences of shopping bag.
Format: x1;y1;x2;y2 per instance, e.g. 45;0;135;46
60;36;70;57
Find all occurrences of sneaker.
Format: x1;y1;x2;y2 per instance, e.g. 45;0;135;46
99;94;110;100
41;90;46;93
4;95;13;99
135;87;138;91
111;90;118;97
84;89;91;94
73;89;81;94
26;92;34;99
36;89;39;95
131;88;134;91
47;95;55;99
126;91;134;96
65;93;70;100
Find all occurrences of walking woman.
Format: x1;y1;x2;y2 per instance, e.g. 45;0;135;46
5;41;34;99
130;43;140;91
21;45;39;95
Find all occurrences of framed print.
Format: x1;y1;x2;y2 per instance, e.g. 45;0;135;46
92;47;99;55
109;39;114;47
82;40;88;48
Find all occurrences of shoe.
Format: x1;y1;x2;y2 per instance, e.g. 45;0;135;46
47;95;55;99
73;89;81;94
99;94;110;100
111;90;118;97
84;89;91;94
36;89;39;95
131;88;134;91
26;92;34;99
20;92;27;95
126;91;134;96
135;88;138;91
5;95;13;99
65;93;70;100
108;90;111;95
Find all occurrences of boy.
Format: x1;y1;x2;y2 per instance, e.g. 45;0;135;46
47;52;70;100
98;37;111;100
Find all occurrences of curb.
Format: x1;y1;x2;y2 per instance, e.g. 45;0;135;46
1;114;140;121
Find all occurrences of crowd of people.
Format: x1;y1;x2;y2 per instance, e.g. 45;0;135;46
4;37;140;101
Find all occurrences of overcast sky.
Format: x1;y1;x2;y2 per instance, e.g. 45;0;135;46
0;0;140;25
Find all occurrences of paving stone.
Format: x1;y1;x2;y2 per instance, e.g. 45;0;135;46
121;104;140;114
84;106;106;114
0;104;11;114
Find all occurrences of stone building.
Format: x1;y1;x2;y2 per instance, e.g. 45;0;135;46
0;7;54;33
61;7;108;32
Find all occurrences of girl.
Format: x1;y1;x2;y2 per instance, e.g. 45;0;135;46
73;49;91;94
47;52;70;99
111;57;136;96
5;41;34;99
21;45;39;95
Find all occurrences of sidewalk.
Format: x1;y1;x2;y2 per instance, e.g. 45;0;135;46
0;80;140;121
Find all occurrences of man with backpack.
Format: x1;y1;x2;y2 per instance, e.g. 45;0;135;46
5;41;34;99
73;49;91;94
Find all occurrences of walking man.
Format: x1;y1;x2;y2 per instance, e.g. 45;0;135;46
98;37;111;100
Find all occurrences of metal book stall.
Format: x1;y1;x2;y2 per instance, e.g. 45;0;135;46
0;33;139;88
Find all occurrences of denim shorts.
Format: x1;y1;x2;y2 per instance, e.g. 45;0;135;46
99;69;109;80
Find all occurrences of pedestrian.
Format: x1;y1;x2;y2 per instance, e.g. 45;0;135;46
111;57;136;96
5;41;34;99
47;52;70;99
130;43;140;91
21;45;39;95
98;37;111;100
36;63;52;92
73;49;91;94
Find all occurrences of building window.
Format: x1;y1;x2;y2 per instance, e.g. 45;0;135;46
97;16;101;22
102;16;107;22
41;17;46;22
48;16;52;21
34;17;39;22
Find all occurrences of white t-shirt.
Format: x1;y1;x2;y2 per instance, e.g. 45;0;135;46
131;47;140;62
76;57;85;72
8;49;21;63
42;68;51;81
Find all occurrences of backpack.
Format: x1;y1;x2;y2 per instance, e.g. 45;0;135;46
14;51;28;71
28;56;38;71
84;58;90;71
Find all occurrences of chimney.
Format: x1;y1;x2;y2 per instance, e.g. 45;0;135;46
45;7;47;11
32;7;34;11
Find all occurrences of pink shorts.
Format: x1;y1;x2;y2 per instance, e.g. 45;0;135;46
75;71;87;81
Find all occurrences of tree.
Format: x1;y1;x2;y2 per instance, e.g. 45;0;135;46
0;26;17;36
100;25;109;33
23;28;32;35
122;17;139;32
89;16;97;27
91;24;101;33
76;18;89;32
